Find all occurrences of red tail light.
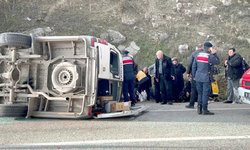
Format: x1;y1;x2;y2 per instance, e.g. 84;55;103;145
101;40;108;45
98;38;108;45
91;38;94;46
88;108;92;116
91;38;97;46
91;38;108;46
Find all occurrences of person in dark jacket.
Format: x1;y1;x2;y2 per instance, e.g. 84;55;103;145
155;50;175;105
136;67;152;101
223;48;243;104
171;57;186;102
242;58;249;73
185;44;204;108
148;64;161;103
192;42;220;115
122;49;136;106
179;80;192;102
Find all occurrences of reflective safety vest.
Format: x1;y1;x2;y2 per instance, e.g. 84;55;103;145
136;70;149;85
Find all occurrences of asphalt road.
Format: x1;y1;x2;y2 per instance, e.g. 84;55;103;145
1;101;250;150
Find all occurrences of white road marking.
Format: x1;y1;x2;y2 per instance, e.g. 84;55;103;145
1;135;250;148
148;107;250;112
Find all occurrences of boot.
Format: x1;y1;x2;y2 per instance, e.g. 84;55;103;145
185;104;194;109
161;100;167;105
197;105;202;115
202;106;214;115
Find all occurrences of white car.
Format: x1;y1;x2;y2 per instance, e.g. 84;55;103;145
239;69;250;104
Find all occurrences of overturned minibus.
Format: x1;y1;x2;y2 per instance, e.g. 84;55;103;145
0;33;148;119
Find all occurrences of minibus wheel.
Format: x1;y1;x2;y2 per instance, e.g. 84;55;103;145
0;33;32;49
0;104;28;117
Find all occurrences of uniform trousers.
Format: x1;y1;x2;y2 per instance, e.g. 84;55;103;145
196;81;211;107
123;79;135;104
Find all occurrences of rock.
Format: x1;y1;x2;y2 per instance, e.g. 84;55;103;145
152;32;169;41
37;17;43;21
182;3;193;8
198;32;206;37
178;44;189;54
246;38;250;44
238;11;247;17
24;17;31;21
237;36;245;40
184;9;192;17
237;36;250;44
130;41;140;51
24;27;53;36
100;32;110;42
176;0;191;2
106;30;126;44
187;3;193;8
209;6;217;14
117;45;126;51
159;33;169;41
152;22;159;28
122;17;137;25
44;27;52;33
123;41;140;56
218;15;224;22
203;6;217;15
237;0;249;4
176;3;182;12
195;10;203;15
218;0;232;6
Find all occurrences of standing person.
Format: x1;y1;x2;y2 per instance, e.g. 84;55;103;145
242;58;249;73
192;42;220;115
155;50;175;105
185;44;204;108
122;50;136;106
172;57;186;102
148;64;161;103
223;48;244;104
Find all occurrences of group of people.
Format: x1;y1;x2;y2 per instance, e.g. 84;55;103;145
121;42;249;115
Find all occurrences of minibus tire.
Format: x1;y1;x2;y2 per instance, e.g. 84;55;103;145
0;104;28;117
0;33;32;49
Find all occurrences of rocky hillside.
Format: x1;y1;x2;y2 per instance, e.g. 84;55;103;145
1;0;250;99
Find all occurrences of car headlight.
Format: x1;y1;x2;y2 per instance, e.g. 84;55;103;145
239;78;243;86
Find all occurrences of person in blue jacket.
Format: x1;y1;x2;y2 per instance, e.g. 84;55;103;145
122;50;136;106
192;42;220;115
185;44;204;108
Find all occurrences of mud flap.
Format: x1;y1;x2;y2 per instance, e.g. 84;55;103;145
94;105;149;119
238;87;250;104
241;97;250;104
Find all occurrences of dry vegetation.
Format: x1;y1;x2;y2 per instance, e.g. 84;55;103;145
0;0;250;99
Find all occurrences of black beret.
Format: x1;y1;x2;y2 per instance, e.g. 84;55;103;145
122;50;129;54
204;42;213;47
